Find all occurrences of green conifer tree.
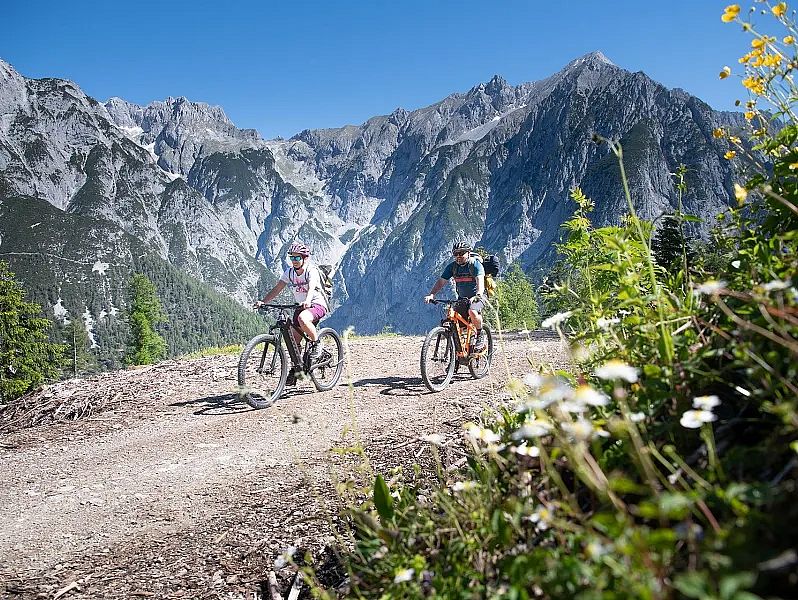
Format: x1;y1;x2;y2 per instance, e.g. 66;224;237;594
652;214;696;274
0;260;64;403
488;263;540;331
126;273;167;365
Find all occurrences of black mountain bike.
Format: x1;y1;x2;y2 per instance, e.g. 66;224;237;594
238;303;344;408
420;299;494;392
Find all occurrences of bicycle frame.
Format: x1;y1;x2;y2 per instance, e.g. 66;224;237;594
433;300;486;361
267;306;310;369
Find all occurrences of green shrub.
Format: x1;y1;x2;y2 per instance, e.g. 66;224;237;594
0;260;63;403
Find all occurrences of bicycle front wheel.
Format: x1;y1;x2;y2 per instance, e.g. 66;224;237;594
468;325;493;379
420;326;455;392
238;334;288;409
309;328;344;391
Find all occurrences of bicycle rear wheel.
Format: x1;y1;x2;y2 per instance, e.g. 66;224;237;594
309;328;344;391
238;334;287;408
468;325;493;379
420;326;455;392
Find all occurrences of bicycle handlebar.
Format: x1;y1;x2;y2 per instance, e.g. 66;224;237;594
256;302;301;310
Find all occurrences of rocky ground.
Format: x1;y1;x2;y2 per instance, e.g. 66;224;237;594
0;332;568;599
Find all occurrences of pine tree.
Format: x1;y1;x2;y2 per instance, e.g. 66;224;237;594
488;263;540;331
126;273;167;365
652;214;696;274
62;319;98;377
0;261;64;403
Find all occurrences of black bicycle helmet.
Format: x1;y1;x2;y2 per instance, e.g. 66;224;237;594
452;241;471;253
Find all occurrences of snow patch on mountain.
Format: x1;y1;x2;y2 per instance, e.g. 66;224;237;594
83;308;98;348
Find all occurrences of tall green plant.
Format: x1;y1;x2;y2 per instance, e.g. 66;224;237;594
0;260;63;403
126;273;167;365
488;263;540;331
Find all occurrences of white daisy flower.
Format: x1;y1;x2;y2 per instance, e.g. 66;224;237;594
394;568;415;583
523;372;543;389
596;317;621;329
512;422;552;439
464;423;500;444
574;385;610;407
541;311;573;329
594;360;639;383
421;433;444;446
512;443;540;457
629;412;646;423
694;280;727;295
761;279;791;292
562;418;600;441
692;395;721;410
680;409;717;429
451;480;477;492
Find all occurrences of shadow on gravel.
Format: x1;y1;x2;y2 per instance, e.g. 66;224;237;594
171;393;254;416
353;376;427;396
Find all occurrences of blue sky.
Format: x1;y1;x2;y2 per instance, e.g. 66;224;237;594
4;1;749;139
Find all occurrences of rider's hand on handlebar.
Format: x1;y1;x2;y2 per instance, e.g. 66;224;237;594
424;294;435;304
470;294;484;304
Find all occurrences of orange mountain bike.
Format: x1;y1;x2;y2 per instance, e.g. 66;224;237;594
420;299;494;392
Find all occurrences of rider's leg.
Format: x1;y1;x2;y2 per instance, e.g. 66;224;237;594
296;309;319;342
468;308;484;330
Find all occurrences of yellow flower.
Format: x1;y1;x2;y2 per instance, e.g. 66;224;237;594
789;162;798;170
773;2;787;17
784;35;795;44
729;136;742;144
752;38;766;49
713;128;726;138
734;184;748;204
725;150;737;160
744;111;756;120
722;4;740;22
719;66;732;79
742;76;766;95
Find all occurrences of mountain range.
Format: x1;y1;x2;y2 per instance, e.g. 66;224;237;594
0;51;746;361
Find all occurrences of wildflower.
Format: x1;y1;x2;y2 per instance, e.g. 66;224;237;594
680;409;717;429
451;480;477;492
421;433;444;446
729;136;742;144
596;316;621;329
527;506;554;531
535;377;574;407
784;35;795;44
586;540;611;559
512;443;540;457
721;4;740;22
512;422;553;439
562;418;602;441
630;411;646;423
789;162;798;170
693;395;721;410
773;2;787;17
394;568;415;583
733;184;748;204
541;311;573;329
744;111;755;120
731;260;741;268
694;279;726;295
724;150;737;160
574;384;610;407
752;38;766;49
464;423;500;444
719;66;732;79
762;279;791;292
594;360;639;383
373;545;388;559
523;372;543;390
713;127;726;138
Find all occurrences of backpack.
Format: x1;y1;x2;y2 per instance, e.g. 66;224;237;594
465;253;500;298
291;264;334;305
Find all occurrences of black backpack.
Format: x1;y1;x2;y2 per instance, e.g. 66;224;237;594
483;255;500;277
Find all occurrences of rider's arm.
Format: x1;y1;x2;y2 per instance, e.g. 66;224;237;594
425;278;448;301
475;274;485;298
305;267;321;307
259;280;287;304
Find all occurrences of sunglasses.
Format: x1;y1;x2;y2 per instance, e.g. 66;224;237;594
288;255;304;261
453;251;468;257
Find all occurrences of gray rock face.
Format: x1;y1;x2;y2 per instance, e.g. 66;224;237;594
1;52;746;337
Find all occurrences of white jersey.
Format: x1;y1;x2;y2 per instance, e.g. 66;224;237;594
279;265;328;309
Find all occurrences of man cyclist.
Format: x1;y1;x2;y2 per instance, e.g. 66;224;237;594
424;241;488;352
255;242;328;380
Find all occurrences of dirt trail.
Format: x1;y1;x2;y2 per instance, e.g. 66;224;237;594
0;333;566;599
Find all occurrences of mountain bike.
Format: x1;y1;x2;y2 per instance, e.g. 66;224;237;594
238;303;344;408
420;299;494;392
